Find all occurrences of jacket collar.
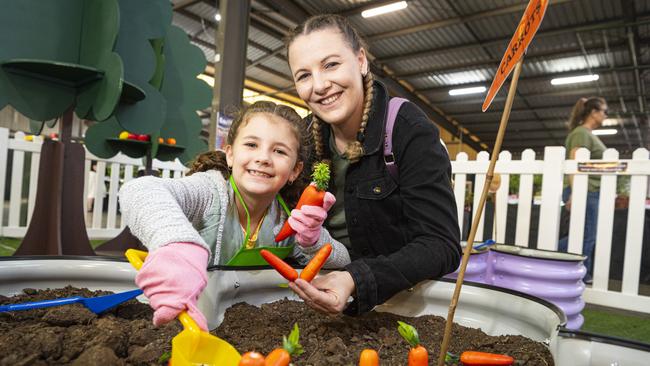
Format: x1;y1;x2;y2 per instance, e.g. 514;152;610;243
317;80;390;158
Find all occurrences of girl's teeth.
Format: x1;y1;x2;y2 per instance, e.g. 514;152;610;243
249;170;270;178
322;94;339;105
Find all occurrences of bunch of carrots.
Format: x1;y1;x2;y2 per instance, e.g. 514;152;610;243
238;323;303;366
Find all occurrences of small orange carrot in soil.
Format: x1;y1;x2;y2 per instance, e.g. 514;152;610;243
260;249;298;282
265;323;304;366
460;351;514;365
298;243;332;282
359;349;380;366
397;321;428;366
275;162;330;242
239;351;265;366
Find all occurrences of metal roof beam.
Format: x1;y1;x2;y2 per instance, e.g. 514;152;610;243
379;16;650;65
365;0;575;43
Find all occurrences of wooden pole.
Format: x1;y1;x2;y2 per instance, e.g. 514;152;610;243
436;58;525;366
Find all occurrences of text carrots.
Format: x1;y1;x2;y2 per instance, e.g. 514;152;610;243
260;250;298;282
275;162;330;242
299;243;332;282
397;321;428;366
460;351;515;365
359;349;380;366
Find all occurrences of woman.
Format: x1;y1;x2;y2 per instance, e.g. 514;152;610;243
284;14;461;315
558;97;608;284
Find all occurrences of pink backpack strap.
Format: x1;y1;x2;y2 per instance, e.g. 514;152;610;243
384;97;408;181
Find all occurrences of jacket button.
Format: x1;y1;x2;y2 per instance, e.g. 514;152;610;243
372;186;381;194
347;186;354;193
361;248;370;255
351;217;358;225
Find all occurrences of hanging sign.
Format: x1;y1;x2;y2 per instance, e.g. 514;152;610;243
482;0;549;112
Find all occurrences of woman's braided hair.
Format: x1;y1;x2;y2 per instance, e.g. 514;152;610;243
187;101;311;206
285;14;374;163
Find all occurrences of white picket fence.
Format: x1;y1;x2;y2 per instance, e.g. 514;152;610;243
1;127;649;314
453;147;650;314
0;128;187;240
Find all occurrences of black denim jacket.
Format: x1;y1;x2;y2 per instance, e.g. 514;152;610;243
316;81;462;315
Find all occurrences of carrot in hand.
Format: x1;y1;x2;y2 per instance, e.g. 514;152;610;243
299;243;332;282
359;349;380;366
239;351;265;366
265;323;304;366
260;249;298;282
275;162;330;242
460;351;514;365
397;321;428;366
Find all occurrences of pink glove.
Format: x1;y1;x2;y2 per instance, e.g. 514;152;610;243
288;191;336;247
135;243;209;330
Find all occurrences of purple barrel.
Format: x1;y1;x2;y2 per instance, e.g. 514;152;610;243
486;245;587;329
445;244;490;284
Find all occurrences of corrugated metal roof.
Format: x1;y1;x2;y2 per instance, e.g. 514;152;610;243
167;0;648;155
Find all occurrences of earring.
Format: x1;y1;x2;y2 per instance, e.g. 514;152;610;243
287;180;294;186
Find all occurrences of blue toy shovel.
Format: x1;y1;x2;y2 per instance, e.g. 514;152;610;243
0;288;143;314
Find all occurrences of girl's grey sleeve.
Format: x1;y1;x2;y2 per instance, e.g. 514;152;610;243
118;171;220;253
294;227;351;268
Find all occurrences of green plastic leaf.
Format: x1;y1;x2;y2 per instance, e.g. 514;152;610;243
283;323;304;357
397;321;420;348
311;162;330;190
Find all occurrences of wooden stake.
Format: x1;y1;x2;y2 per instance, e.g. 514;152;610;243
436;58;525;366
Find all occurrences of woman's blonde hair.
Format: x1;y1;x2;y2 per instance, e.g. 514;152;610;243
568;97;607;131
187;101;311;206
285;14;374;163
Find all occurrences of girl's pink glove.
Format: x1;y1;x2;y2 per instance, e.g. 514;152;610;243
288;192;336;247
135;243;209;330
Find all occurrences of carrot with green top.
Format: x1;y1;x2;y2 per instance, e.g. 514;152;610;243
260;249;298;282
299;243;332;282
239;351;265;366
264;323;304;366
460;351;514;365
275;162;330;242
397;321;428;366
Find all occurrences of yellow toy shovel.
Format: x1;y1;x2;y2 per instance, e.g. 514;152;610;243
125;249;241;366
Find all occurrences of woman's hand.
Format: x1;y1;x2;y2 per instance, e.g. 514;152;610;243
288;270;355;315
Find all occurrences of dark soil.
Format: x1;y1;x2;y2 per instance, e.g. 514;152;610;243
0;286;180;366
1;288;554;365
216;299;554;366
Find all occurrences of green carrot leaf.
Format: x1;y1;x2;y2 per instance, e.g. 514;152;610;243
311;162;330;191
397;321;421;348
283;323;304;356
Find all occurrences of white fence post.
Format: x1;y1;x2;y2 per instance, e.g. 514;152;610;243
494;151;511;243
593;149;619;290
472;151;489;242
537;146;565;251
622;148;650;295
0;128;8;236
567;148;590;255
8;131;25;228
515;149;536;247
452;152;468;234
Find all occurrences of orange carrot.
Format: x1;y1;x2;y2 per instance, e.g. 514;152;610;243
460;351;514;365
275;162;330;242
265;323;303;366
299;243;332;282
260;250;298;282
397;321;428;366
359;349;380;366
239;351;265;366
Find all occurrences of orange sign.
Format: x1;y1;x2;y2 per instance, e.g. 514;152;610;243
482;0;549;112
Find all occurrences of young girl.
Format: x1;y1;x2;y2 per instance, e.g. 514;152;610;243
119;101;350;330
284;15;461;316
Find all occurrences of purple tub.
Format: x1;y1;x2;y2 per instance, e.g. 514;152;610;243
487;245;587;329
445;244;490;284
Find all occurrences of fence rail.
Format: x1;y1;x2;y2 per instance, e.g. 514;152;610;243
1;127;649;314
